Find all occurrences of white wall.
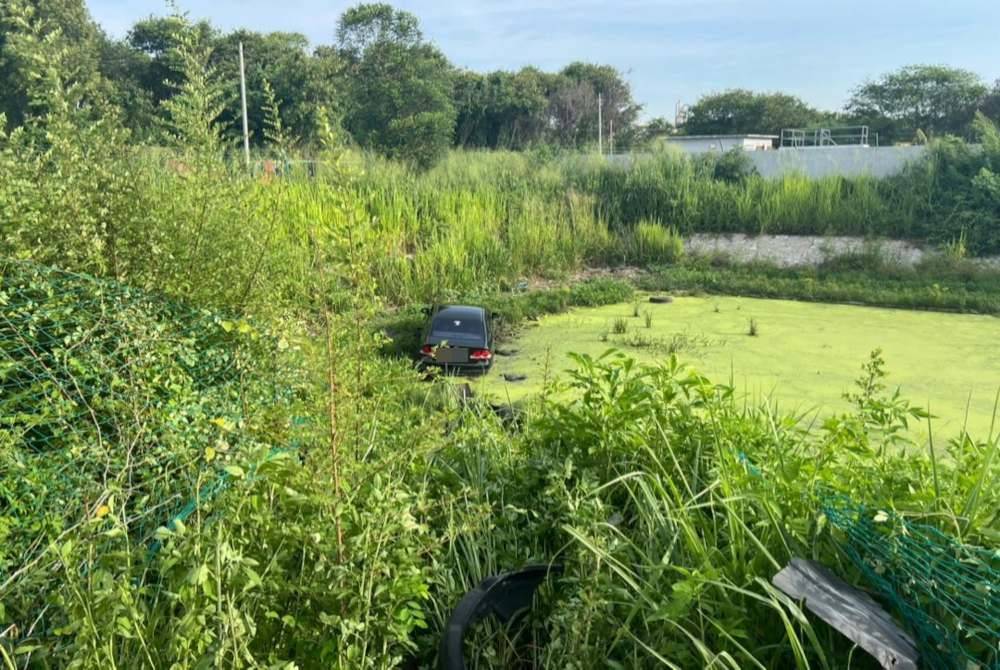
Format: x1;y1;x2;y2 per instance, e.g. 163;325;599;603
748;145;927;179
606;144;929;179
665;137;773;154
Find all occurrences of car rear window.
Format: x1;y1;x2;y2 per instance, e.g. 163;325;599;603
431;313;483;340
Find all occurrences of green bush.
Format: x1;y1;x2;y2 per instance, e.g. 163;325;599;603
568;277;634;306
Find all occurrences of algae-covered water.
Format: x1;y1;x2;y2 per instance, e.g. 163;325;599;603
477;295;1000;439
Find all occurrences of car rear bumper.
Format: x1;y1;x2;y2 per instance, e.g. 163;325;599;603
420;356;491;370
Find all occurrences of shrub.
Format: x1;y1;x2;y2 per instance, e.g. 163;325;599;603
707;147;758;183
819;242;894;274
569;278;635;306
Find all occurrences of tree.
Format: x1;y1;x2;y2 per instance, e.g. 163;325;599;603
546;76;596;147
634;116;673;147
0;0;107;128
981;79;1000;126
211;30;342;148
161;20;227;154
451;62;640;150
560;62;642;146
847;65;988;142
336;2;420;56
452;68;548;149
98;35;158;139
338;3;454;168
683;89;822;136
125;16;215;108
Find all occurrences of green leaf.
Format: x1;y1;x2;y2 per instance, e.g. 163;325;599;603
224;465;245;479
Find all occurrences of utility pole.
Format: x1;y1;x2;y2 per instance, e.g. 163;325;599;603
238;41;250;168
597;92;603;155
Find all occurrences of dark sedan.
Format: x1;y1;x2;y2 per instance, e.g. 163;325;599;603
419;305;494;371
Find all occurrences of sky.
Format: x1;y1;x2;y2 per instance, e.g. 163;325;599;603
86;0;1000;121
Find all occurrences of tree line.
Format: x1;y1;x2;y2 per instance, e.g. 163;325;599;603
2;0;999;168
0;1;645;167
678;66;1000;145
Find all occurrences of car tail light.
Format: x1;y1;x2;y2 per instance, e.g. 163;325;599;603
470;349;492;361
420;345;434;356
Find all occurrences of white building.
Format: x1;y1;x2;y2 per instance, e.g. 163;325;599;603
664;134;778;154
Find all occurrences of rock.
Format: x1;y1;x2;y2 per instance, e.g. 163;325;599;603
649;295;673;304
489;403;522;426
502;373;527;382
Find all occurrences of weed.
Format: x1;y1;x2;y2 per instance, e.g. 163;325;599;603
612;317;629;334
643;310;652;328
632;302;641;317
945;229;968;260
748;317;759;336
618;328;715;355
621;331;655;348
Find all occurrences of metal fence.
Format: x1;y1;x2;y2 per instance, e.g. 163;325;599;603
780;126;871;148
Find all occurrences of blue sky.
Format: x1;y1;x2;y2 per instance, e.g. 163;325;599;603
87;0;1000;120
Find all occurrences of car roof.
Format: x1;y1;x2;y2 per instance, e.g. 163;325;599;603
432;305;487;322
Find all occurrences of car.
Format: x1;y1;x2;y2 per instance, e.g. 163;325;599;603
419;305;494;372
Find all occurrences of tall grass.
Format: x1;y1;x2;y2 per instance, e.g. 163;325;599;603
628;220;685;265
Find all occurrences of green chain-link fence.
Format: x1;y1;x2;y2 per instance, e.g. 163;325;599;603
0;259;301;613
821;489;999;669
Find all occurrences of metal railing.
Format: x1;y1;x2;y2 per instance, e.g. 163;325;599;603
780;126;870;148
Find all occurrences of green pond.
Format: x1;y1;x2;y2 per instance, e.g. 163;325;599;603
474;295;1000;439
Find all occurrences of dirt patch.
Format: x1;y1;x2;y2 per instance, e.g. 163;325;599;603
525;265;646;291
